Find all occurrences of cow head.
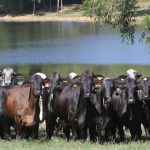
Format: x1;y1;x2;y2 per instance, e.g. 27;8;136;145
111;86;127;118
126;77;138;104
2;67;15;86
126;69;142;81
137;77;150;102
42;78;53;93
92;75;104;93
102;78;113;104
48;72;62;90
31;74;43;96
81;71;94;98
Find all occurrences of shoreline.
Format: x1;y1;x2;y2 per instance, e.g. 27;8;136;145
0;13;144;24
0;15;144;25
0;14;95;23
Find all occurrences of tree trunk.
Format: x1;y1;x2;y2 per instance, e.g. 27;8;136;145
60;0;63;12
49;0;51;11
43;0;46;10
33;0;36;16
57;0;59;12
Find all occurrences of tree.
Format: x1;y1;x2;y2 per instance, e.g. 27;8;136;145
83;0;138;44
143;15;150;45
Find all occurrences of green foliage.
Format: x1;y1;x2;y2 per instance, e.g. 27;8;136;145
83;0;114;24
1;0;42;14
143;15;150;30
143;15;150;44
83;0;138;44
2;0;26;14
118;0;138;44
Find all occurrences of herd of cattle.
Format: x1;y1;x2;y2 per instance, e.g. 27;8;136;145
0;67;150;142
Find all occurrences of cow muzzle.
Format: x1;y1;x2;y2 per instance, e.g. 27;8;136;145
128;98;135;104
35;90;41;96
84;93;91;98
143;95;150;100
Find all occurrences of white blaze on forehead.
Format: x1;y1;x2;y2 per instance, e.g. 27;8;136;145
144;78;148;81
126;69;137;79
35;72;47;79
68;72;77;80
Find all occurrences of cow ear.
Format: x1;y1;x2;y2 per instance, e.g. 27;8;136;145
72;82;81;88
61;78;68;83
94;74;104;81
136;73;142;79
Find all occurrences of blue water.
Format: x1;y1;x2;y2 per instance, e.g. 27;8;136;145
0;22;149;65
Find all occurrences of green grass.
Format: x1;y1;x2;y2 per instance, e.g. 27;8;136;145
0;124;150;150
1;137;150;150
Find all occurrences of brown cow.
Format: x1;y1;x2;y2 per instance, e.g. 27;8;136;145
5;78;51;139
5;82;38;139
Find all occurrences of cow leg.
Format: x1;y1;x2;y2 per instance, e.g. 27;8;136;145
129;123;141;140
15;119;22;139
63;124;70;140
46;116;56;139
0;124;4;139
141;108;150;138
118;125;125;141
89;120;97;142
4;117;11;140
32;123;39;139
72;120;83;140
82;125;88;140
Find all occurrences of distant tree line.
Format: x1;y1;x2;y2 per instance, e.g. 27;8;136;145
0;0;82;15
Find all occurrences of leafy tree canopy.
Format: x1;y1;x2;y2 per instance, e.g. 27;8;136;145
83;0;138;44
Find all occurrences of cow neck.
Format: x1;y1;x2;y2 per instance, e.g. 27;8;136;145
28;83;37;112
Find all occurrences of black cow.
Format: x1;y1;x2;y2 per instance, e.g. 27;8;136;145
137;77;150;137
102;76;127;141
46;71;94;140
0;87;10;139
102;75;144;141
81;74;104;142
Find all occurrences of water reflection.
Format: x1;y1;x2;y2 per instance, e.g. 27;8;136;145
0;22;149;65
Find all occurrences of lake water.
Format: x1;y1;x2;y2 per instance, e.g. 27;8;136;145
0;22;149;77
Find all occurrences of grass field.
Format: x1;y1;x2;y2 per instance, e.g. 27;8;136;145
1;136;150;150
0;124;150;150
1;138;150;150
